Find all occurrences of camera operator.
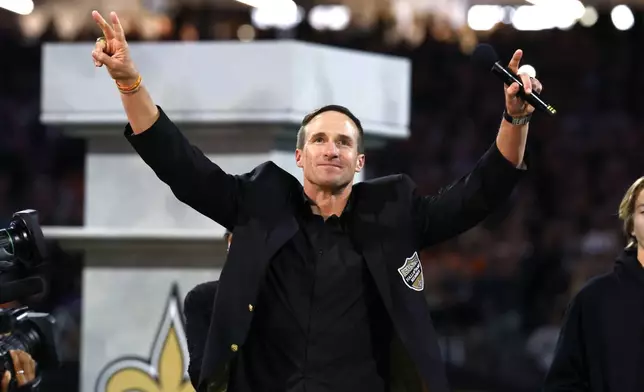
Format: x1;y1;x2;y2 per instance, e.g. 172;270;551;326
0;303;40;392
0;210;60;392
1;350;38;392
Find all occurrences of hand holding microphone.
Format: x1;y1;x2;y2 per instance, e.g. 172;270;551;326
473;44;556;123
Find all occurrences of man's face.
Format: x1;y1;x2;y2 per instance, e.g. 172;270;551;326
633;189;644;249
295;111;365;190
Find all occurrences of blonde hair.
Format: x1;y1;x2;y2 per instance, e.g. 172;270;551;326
618;176;644;249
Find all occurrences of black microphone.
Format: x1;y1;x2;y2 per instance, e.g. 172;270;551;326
473;44;557;116
0;277;44;304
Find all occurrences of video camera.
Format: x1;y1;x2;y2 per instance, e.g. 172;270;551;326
0;210;59;375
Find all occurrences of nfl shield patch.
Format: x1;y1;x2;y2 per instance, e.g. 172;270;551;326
397;251;424;291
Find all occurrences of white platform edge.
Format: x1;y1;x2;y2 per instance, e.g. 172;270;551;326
41;226;226;241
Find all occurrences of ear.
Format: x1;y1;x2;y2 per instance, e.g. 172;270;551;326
295;149;304;169
355;154;365;173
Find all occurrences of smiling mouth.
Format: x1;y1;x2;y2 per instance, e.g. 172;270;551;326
319;164;342;169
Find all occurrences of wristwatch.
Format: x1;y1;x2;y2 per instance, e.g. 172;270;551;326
503;110;532;125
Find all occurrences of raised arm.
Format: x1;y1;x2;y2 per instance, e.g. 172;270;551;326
90;11;241;228
409;142;522;248
412;48;541;248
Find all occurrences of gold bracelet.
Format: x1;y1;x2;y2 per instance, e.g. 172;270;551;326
116;75;142;94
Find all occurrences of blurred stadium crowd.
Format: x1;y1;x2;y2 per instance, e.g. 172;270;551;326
1;3;643;390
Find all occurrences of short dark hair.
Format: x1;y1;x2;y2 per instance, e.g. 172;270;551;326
296;105;364;153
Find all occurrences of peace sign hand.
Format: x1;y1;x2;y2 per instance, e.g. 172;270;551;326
91;10;139;85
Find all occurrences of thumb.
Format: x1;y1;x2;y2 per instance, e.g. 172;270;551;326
92;51;116;68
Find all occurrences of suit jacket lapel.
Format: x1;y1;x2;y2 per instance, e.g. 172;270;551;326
265;214;299;262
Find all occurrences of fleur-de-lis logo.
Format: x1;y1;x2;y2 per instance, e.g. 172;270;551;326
95;284;195;392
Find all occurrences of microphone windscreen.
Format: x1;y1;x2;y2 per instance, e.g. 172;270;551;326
472;44;499;71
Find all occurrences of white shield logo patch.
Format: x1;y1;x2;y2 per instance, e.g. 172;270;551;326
397;251;424;291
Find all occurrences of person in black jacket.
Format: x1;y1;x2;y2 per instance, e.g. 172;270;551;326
543;176;644;392
185;281;220;390
90;10;543;392
185;232;231;389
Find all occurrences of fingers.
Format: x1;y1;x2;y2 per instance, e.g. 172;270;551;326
519;73;532;95
507;82;520;97
92;10;115;40
1;371;9;392
9;351;25;386
532;77;543;94
93;39;107;67
507;49;522;74
110;12;126;42
10;350;36;386
21;351;36;382
506;73;533;98
92;51;116;68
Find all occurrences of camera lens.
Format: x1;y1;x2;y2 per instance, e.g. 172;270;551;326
0;228;15;262
0;210;47;267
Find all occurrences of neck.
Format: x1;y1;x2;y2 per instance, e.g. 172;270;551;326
304;182;352;218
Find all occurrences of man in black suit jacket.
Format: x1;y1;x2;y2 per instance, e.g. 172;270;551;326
91;10;543;392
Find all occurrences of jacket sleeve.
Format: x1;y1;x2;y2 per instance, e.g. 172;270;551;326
184;281;219;390
409;142;524;248
125;107;245;230
542;295;589;391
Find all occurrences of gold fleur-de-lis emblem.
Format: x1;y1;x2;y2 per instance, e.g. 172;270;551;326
95;284;195;392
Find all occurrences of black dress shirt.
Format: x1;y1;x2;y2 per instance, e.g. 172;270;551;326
227;194;393;392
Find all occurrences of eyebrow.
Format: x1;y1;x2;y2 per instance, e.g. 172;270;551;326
309;132;354;143
309;132;326;140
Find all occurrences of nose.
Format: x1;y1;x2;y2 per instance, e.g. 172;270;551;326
323;141;339;158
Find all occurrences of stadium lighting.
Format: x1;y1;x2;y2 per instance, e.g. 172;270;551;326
250;1;302;30
511;0;584;31
467;5;504;31
611;5;635;31
236;0;292;8
579;6;598;27
0;0;34;15
309;5;351;31
518;65;536;78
